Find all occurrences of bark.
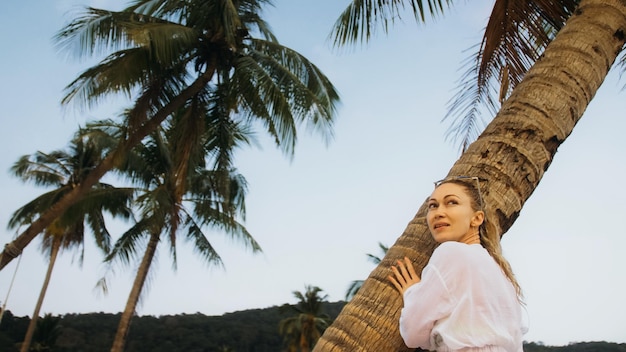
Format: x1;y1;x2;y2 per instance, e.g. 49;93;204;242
110;231;160;352
314;0;626;351
20;237;61;352
0;69;215;271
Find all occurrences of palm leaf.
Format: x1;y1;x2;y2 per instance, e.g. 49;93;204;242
203;87;257;170
232;39;339;154
329;0;452;47
11;152;70;186
445;0;578;150
180;213;224;268
105;217;154;265
55;7;196;60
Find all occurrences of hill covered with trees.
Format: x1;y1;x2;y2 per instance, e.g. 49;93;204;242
0;301;345;352
1;303;624;351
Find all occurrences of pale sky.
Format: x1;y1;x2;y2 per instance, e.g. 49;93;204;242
1;0;625;347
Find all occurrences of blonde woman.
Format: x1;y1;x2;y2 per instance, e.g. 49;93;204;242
389;177;526;351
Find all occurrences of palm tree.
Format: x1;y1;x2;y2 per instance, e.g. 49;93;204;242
279;285;331;352
8;133;133;352
344;242;388;301
98;115;258;352
30;313;61;352
0;0;339;270
314;1;626;351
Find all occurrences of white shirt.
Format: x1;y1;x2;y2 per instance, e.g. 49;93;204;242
399;242;526;351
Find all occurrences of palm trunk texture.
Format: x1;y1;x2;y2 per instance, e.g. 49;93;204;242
110;232;160;352
0;69;215;271
20;237;61;352
314;1;626;351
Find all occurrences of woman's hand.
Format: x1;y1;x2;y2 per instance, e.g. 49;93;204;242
388;256;421;295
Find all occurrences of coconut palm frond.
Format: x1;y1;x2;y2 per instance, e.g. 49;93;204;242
180;214;224;268
233;39;339;155
329;0;452;47
445;0;579;151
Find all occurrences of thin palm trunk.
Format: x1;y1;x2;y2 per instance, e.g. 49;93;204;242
314;1;626;350
110;231;160;352
300;319;311;352
0;69;215;271
20;236;61;352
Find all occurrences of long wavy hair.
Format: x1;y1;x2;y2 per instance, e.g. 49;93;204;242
437;178;523;298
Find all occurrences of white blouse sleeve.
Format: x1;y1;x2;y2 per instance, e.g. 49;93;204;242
399;260;454;349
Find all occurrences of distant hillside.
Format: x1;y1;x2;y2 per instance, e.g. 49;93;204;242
1;303;624;351
0;302;345;352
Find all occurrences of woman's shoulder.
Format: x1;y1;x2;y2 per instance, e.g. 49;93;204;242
433;241;476;255
431;242;484;265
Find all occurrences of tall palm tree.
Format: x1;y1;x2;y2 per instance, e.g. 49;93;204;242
0;0;339;270
30;313;61;352
344;242;388;301
314;1;626;351
8;133;133;352
98;115;258;352
279;285;331;352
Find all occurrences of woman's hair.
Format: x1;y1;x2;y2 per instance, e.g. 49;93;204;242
439;178;523;298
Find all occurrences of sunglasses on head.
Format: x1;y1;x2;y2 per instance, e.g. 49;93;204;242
434;176;484;210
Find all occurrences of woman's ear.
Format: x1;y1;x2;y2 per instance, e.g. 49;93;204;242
470;211;485;227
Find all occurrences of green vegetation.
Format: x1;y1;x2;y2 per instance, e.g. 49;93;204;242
0;307;623;352
9;133;134;352
2;0;339;350
344;242;388;301
279;286;331;352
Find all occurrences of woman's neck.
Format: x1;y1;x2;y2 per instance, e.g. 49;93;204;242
459;230;480;245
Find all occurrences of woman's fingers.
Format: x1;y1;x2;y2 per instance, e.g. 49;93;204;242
398;259;412;280
391;264;406;285
404;257;418;279
388;257;421;295
388;275;403;293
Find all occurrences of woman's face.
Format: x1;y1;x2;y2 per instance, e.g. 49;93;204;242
426;182;484;244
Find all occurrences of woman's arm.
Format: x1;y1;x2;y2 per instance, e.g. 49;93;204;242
388;248;460;349
398;264;452;348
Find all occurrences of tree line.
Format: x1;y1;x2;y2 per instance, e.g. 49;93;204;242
1;305;624;352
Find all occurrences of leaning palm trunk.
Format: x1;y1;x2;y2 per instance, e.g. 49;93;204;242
110;231;160;352
20;236;61;352
0;70;215;271
314;1;626;351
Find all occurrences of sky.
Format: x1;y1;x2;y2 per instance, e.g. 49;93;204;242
1;0;625;347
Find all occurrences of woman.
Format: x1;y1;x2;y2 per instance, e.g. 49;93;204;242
388;176;526;351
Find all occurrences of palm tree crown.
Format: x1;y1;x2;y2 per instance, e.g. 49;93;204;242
9;132;133;260
56;0;339;156
279;285;331;352
90;115;257;351
0;0;342;272
8;130;134;352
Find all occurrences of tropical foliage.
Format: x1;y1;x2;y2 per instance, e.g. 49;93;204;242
279;285;332;352
3;0;340;349
8;132;134;352
344;242;388;301
0;308;622;352
8;133;134;260
0;0;340;271
81;117;258;351
330;0;580;150
29;313;61;352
